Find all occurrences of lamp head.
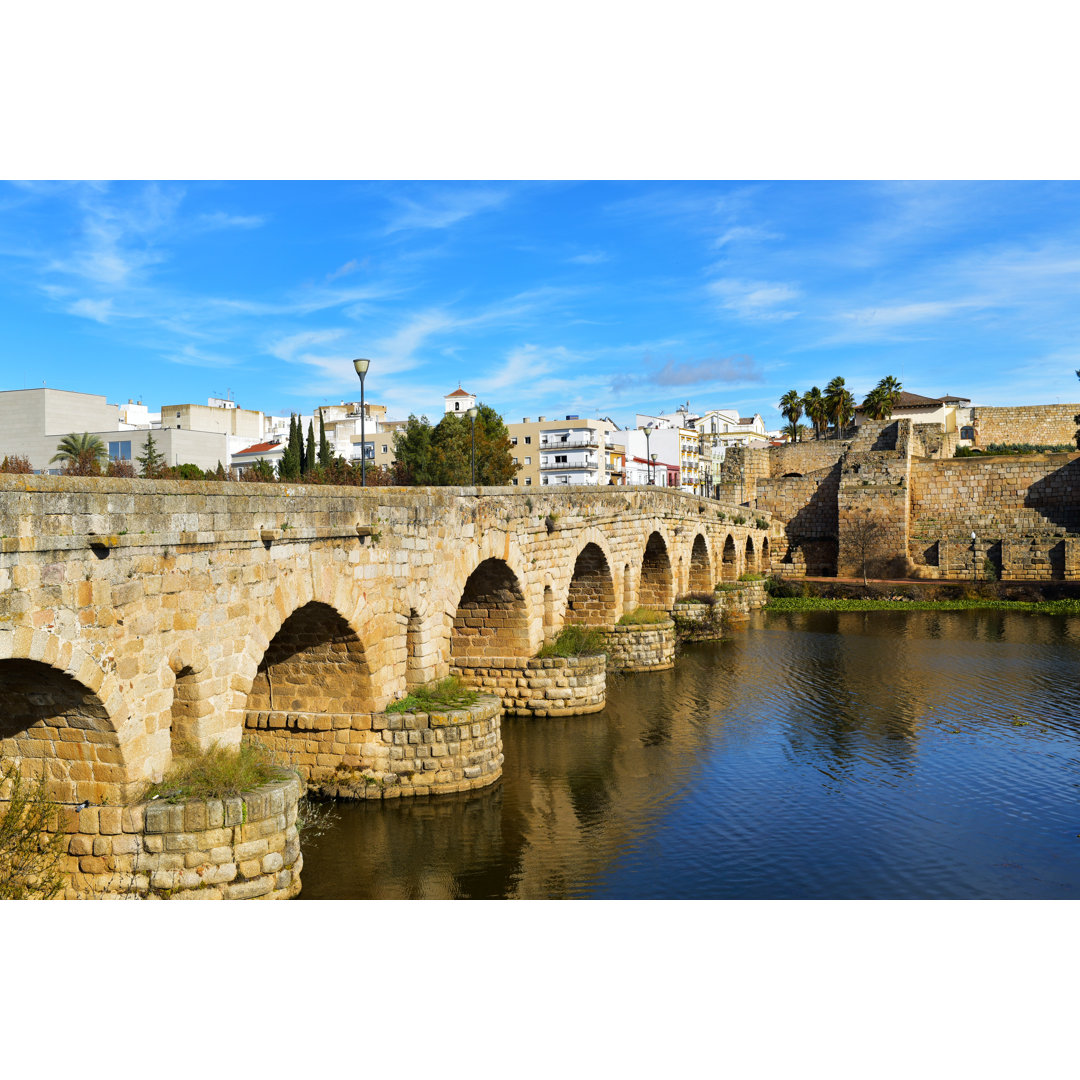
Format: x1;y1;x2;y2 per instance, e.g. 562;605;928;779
467;406;479;420
353;357;371;378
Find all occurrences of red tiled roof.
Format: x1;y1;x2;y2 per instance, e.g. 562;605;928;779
446;388;473;397
234;440;281;456
856;391;971;412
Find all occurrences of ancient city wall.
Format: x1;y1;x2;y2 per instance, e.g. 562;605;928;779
767;439;849;477
908;453;1080;579
972;404;1080;447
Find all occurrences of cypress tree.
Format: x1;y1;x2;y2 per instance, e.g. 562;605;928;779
319;410;331;466
306;420;316;477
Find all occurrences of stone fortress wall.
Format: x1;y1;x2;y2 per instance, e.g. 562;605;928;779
971;404;1080;448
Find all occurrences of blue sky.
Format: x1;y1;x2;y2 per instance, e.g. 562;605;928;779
2;180;1079;431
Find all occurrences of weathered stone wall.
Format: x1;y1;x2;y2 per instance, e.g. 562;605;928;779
246;697;503;797
718;446;772;501
972;404;1080;448
911;423;960;460
450;656;605;716
908;453;1080;580
768;439;849;477
603;621;675;672
51;773;302;899
0;478;771;824
671;600;723;640
714;581;768;618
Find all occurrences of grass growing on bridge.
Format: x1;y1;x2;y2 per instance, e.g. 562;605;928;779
145;740;291;802
617;607;670;625
385;677;478;714
537;624;606;657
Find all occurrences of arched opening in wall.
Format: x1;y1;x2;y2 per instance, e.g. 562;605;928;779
1050;540;1066;580
543;585;554;638
639;532;673;610
170;665;200;752
761;537;771;572
923;541;940;568
745;536;757;575
987;540;1004;581
722;535;737;582
623;564;632;612
0;659;124;806
689;534;711;593
566;543;617;627
248;602;373;715
405;609;424;690
452;559;530;659
783;472;804;478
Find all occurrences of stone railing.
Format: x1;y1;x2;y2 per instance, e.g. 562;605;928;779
451;655;606;716
602;620;675;672
245;697;502;799
57;773;303;899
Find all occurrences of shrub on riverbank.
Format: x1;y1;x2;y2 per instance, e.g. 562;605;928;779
385;676;478;714
617;607;670;625
0;761;65;899
537;624;607;658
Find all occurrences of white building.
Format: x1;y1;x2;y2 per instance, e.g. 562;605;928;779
444;386;477;415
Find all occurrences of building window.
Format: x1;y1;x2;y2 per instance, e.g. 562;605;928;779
524;456;531;465
176;412;180;418
524;436;531;444
108;440;132;461
511;478;518;485
455;402;460;410
512;457;518;465
541;477;547;485
511;436;518;446
525;477;532;486
554;454;567;464
382;444;388;454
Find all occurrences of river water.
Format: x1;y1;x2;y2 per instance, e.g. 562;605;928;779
299;609;1080;899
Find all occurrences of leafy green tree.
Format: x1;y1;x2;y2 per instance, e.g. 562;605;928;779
392;414;436;485
779;389;804;441
305;421;316;477
137;431;166;478
213;461;227;480
171;463;205;480
50;432;107;475
242;459;277;483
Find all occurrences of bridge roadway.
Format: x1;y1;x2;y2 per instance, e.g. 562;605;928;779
0;476;780;807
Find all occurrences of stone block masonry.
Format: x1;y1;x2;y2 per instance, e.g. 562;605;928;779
451;656;606;716
55;773;303;899
246;696;503;798
972;404;1080;448
602;621;675;671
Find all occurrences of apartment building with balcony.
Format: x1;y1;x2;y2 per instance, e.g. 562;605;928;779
505;415;615;487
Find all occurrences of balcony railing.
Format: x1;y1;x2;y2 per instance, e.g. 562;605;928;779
540;433;600;449
540;457;599;470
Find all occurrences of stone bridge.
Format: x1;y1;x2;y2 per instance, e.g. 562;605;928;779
0;476;779;812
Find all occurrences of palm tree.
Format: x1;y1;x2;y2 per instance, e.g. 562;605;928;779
824;376;847;439
802;386;827;440
836;388;856;437
50;432;107;474
778;390;804;441
862;375;903;422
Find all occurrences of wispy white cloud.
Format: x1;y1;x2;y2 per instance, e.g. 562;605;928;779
68;297;115;323
708;277;801;321
194;211;266;230
383;188;508;233
568;251;609;265
326;258;360;282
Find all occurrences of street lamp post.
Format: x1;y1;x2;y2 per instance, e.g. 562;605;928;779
353;358;371;487
644;424;654;485
467;405;479;486
971;531;977;583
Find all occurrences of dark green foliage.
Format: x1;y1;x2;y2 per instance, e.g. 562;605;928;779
305;421;316;477
137;431;166;478
241;459;277;482
391;406;517;486
279;415;302;480
955;443;1075;457
171;463;204;480
318;410;332;467
52;432;107;475
766;595;1080;613
214;461;227;480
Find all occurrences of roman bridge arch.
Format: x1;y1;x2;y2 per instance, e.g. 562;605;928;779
0;476;779;789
